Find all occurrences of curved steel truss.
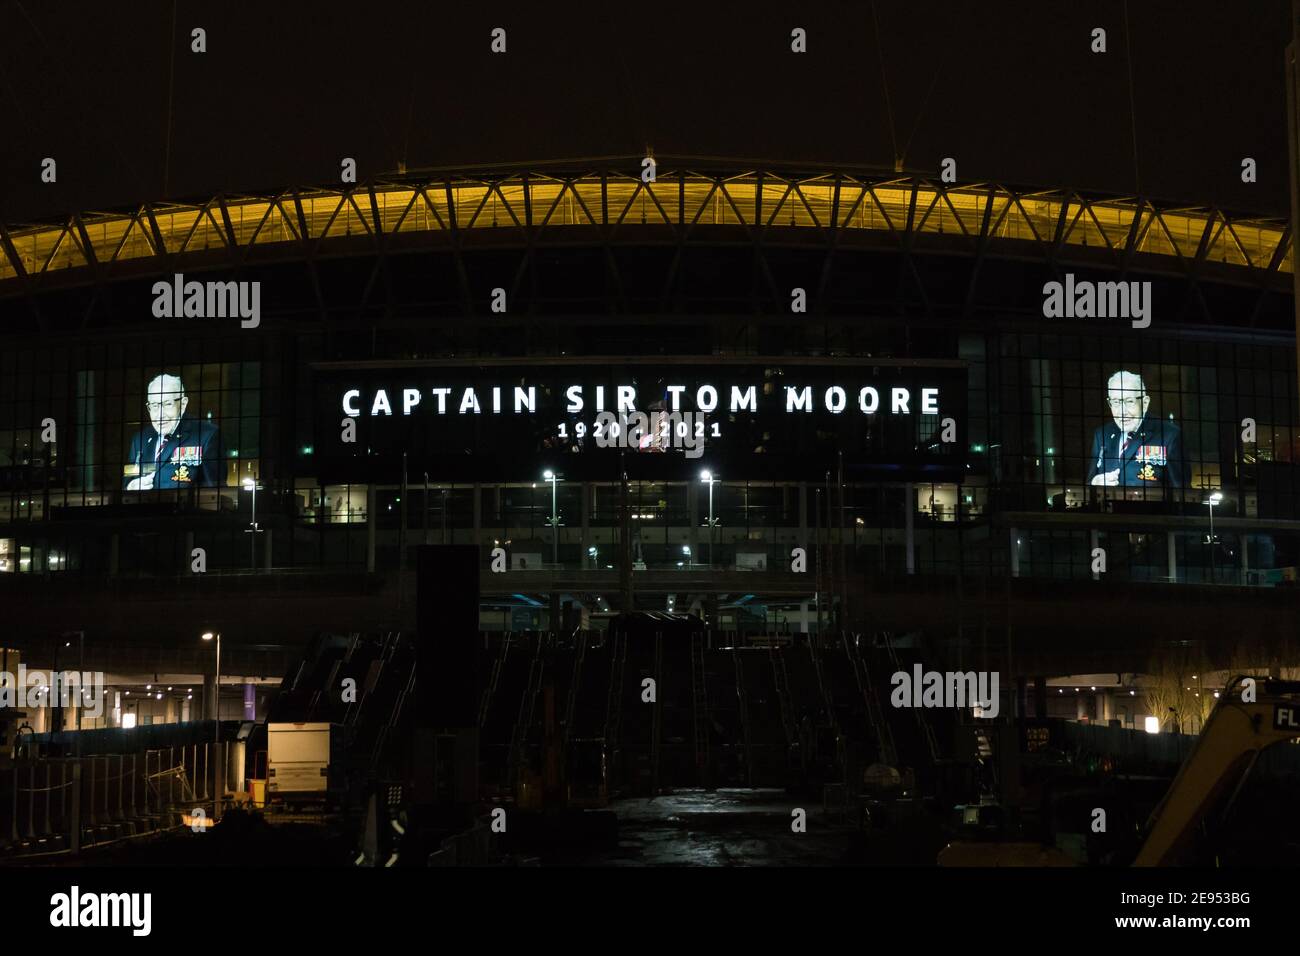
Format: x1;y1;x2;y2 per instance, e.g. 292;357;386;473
0;158;1290;300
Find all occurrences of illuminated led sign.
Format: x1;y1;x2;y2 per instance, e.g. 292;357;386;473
317;362;966;481
340;382;941;418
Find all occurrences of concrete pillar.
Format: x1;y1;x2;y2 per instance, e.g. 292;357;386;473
1075;693;1088;721
1241;533;1249;584
203;673;216;722
366;485;377;573
581;482;592;568
1010;527;1020;577
686;481;699;565
783;484;793;549
244;683;256;720
799;600;809;635
904;483;915;574
1167;531;1177;583
226;740;246;798
474;483;484;556
1098;690;1111;722
70;762;81;855
798;482;808;551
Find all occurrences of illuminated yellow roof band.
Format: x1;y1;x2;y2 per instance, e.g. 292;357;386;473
0;170;1290;285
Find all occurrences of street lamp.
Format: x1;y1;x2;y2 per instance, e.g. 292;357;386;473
543;470;560;566
243;477;260;570
201;632;220;746
1205;492;1223;583
700;470;719;569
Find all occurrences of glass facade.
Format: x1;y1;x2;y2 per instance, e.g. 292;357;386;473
0;320;1295;587
0;336;269;573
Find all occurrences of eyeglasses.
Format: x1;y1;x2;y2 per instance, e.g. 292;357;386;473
1106;396;1145;409
146;399;183;413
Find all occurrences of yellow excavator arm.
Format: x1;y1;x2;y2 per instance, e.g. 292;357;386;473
1133;677;1300;866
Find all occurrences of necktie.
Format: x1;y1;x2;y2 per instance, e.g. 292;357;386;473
1117;431;1135;458
155;427;175;466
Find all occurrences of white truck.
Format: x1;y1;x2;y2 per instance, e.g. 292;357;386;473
267;722;335;803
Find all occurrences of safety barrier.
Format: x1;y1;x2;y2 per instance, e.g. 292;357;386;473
0;742;234;857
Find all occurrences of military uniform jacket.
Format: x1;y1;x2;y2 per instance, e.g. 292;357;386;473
124;415;222;488
1086;415;1185;488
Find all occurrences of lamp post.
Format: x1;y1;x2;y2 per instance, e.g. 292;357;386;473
701;470;718;569
243;477;259;570
201;631;220;746
1205;492;1223;583
544;470;560;566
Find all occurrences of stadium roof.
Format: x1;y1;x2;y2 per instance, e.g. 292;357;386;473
0;158;1292;296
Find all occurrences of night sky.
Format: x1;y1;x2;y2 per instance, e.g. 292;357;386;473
0;0;1291;224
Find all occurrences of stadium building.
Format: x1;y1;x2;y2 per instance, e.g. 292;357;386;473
1;157;1298;732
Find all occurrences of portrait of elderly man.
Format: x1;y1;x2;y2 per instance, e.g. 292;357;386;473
123;373;222;490
1086;370;1185;489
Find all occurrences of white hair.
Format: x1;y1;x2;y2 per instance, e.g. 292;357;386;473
147;373;186;397
1106;370;1146;394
